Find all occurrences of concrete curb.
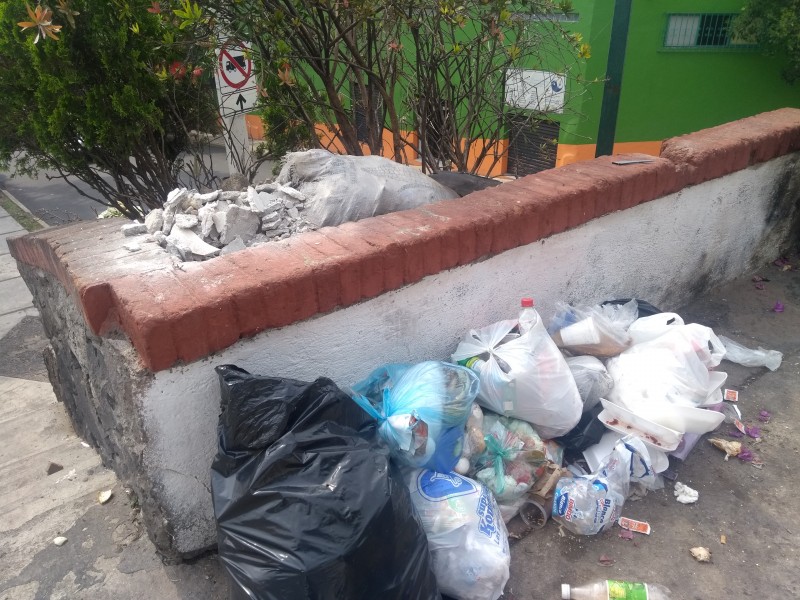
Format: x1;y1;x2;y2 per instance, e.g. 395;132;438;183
1;187;50;229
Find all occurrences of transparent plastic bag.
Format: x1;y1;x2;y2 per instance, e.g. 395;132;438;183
549;302;633;357
351;361;479;472
552;436;656;535
719;335;782;371
472;414;546;505
407;470;510;600
452;319;582;439
565;356;614;412
456;404;486;475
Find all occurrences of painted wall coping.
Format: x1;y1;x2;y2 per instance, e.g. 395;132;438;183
9;108;800;372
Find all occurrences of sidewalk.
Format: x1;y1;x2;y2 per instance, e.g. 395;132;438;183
0;210;226;600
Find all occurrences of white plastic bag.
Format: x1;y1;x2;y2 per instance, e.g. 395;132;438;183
452;319;582;439
565;356;614;412
552;436;656;535
549;302;633;357
407;470;510;600
719;335;782;371
628;313;685;345
275;150;458;226
607;324;726;410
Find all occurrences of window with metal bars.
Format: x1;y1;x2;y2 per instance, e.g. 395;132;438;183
663;13;756;50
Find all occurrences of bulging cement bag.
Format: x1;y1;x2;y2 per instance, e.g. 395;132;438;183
408;469;510;600
211;365;441;600
452;319;582;439
275;150;458;227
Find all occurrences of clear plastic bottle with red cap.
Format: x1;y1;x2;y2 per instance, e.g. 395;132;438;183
518;297;538;335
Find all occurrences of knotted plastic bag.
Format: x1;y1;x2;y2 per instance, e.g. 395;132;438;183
351;361;479;472
452;319;582;439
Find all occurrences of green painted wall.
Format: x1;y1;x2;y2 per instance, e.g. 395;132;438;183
615;0;800;143
549;0;800;147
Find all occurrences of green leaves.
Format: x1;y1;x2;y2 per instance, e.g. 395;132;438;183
173;0;203;29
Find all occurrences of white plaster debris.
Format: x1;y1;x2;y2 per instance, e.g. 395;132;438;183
121;223;147;236
118;180;317;262
53;536;68;547
144;208;164;234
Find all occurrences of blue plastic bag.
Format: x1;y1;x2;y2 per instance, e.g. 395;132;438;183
351;361;479;472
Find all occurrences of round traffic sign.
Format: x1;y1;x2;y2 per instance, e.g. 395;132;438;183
218;40;252;90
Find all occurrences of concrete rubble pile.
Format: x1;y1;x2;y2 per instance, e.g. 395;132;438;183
121;183;316;262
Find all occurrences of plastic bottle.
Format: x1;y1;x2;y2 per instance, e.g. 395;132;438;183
518;297;538;334
561;580;671;600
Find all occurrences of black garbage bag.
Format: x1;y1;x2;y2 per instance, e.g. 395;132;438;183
554;404;607;458
211;365;441;600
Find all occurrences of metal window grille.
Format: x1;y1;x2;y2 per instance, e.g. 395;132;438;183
506;115;559;177
518;12;579;22
664;13;756;50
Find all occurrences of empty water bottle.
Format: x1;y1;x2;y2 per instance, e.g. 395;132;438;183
518;297;538;334
562;580;671;600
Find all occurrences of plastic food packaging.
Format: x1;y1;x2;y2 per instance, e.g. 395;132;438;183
407;469;510;600
472;413;546;507
549;301;635;357
718;335;783;371
565;356;614;412
351;361;479;472
452;319;582;439
211;365;441;600
552;436;657;535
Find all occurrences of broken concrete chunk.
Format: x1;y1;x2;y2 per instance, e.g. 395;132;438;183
121;223;147;236
220;236;247;256
98;490;113;504
193;190;220;205
167;227;220;260
53;536;68;547
278;185;307;202
153;231;167;248
220;191;243;203
144;209;164;234
217;204;261;245
198;203;218;238
287;207;300;219
254;182;277;193
174;213;199;229
123;243;142;252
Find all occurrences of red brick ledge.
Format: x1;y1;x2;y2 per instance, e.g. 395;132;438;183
9;109;800;372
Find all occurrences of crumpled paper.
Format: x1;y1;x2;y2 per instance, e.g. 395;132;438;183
674;481;699;504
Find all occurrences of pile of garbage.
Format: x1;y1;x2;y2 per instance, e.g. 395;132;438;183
119;150;459;262
210;296;782;600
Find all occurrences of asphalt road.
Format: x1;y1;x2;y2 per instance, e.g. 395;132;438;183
0;170;102;225
0;145;249;226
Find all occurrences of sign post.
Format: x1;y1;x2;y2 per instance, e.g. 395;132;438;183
214;39;258;174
